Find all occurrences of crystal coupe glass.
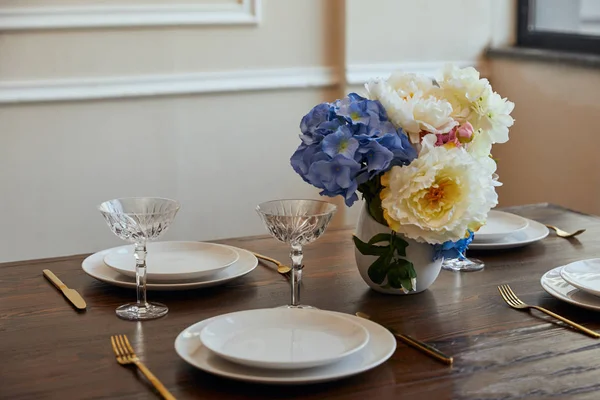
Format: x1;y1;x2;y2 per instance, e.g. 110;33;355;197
98;197;180;321
256;199;337;308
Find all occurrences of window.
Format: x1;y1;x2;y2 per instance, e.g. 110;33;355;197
517;0;600;55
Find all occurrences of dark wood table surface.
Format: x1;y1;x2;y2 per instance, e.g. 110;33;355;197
2;203;600;400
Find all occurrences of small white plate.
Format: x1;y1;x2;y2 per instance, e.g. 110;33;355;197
469;218;549;250
472;211;529;243
103;242;239;282
174;311;396;385
200;308;369;370
82;244;257;291
541;266;600;312
560;259;600;297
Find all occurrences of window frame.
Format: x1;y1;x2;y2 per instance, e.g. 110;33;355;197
517;0;600;55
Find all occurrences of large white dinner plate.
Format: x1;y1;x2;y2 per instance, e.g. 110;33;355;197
469;218;549;250
175;311;396;385
472;210;529;243
560;259;600;297
541;266;600;311
200;308;369;370
103;242;239;282
82;244;257;291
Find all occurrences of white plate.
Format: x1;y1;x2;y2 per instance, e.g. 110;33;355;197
469;218;549;250
541;266;600;311
200;308;369;370
174;311;396;385
103;242;239;282
82;244;257;291
472;211;529;243
560;259;600;297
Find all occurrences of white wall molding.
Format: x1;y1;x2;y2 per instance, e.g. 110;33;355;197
346;61;485;85
0;66;339;104
0;0;261;30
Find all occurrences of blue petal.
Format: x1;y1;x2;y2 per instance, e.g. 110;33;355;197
300;103;330;135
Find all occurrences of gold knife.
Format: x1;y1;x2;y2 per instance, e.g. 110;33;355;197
356;312;452;365
43;269;87;310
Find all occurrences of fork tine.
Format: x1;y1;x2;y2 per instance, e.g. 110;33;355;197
499;285;517;307
504;285;524;305
498;285;511;305
110;336;122;357
116;335;129;357
122;335;136;355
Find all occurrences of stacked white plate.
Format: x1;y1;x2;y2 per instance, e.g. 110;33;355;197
82;241;258;291
470;210;549;250
174;308;396;384
542;259;600;311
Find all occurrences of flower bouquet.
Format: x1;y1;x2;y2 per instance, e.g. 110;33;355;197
290;65;514;293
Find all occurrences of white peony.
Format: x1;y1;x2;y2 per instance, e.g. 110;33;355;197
472;90;515;144
365;76;457;144
388;71;435;99
436;64;490;123
380;134;498;244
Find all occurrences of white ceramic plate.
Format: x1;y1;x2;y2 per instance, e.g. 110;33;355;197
541;266;600;311
472;211;529;243
174;311;396;385
560;259;600;297
82;244;257;291
200;308;369;370
103;242;239;282
469;218;549;250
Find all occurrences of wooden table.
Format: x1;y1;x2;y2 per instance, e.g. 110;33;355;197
2;203;600;400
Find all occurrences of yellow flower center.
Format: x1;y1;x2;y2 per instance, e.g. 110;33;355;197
350;112;361;120
402;92;415;101
415;174;462;222
338;140;349;152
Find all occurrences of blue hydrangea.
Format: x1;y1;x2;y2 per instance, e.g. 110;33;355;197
433;231;474;261
291;93;417;206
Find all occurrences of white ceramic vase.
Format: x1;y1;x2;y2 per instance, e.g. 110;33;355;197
354;205;443;294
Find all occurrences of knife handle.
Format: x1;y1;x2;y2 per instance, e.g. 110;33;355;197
394;332;453;365
43;269;67;291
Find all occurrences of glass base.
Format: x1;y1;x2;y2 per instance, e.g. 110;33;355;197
116;302;168;321
442;258;485;272
278;304;317;309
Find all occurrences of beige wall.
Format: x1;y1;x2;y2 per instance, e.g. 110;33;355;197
0;0;513;262
489;59;600;215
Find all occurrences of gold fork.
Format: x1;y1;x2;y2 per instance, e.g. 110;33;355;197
545;225;586;238
497;284;600;338
110;335;176;400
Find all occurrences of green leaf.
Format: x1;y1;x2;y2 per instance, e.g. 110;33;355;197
386;259;414;290
407;262;417;279
352;235;390;256
400;278;413;291
392;236;409;257
367;255;391;284
368;233;392;245
367;196;387;226
386;265;404;289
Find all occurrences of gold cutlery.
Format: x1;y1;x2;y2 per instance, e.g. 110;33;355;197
253;252;292;274
545;224;586;238
356;312;453;365
43;269;86;310
498;284;600;338
111;335;176;400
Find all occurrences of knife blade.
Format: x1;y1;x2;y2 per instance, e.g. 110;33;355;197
43;269;87;310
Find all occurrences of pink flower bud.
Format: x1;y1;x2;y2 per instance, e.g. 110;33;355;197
457;122;474;143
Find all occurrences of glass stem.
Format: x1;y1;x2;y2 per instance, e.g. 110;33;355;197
290;243;303;307
134;242;148;307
